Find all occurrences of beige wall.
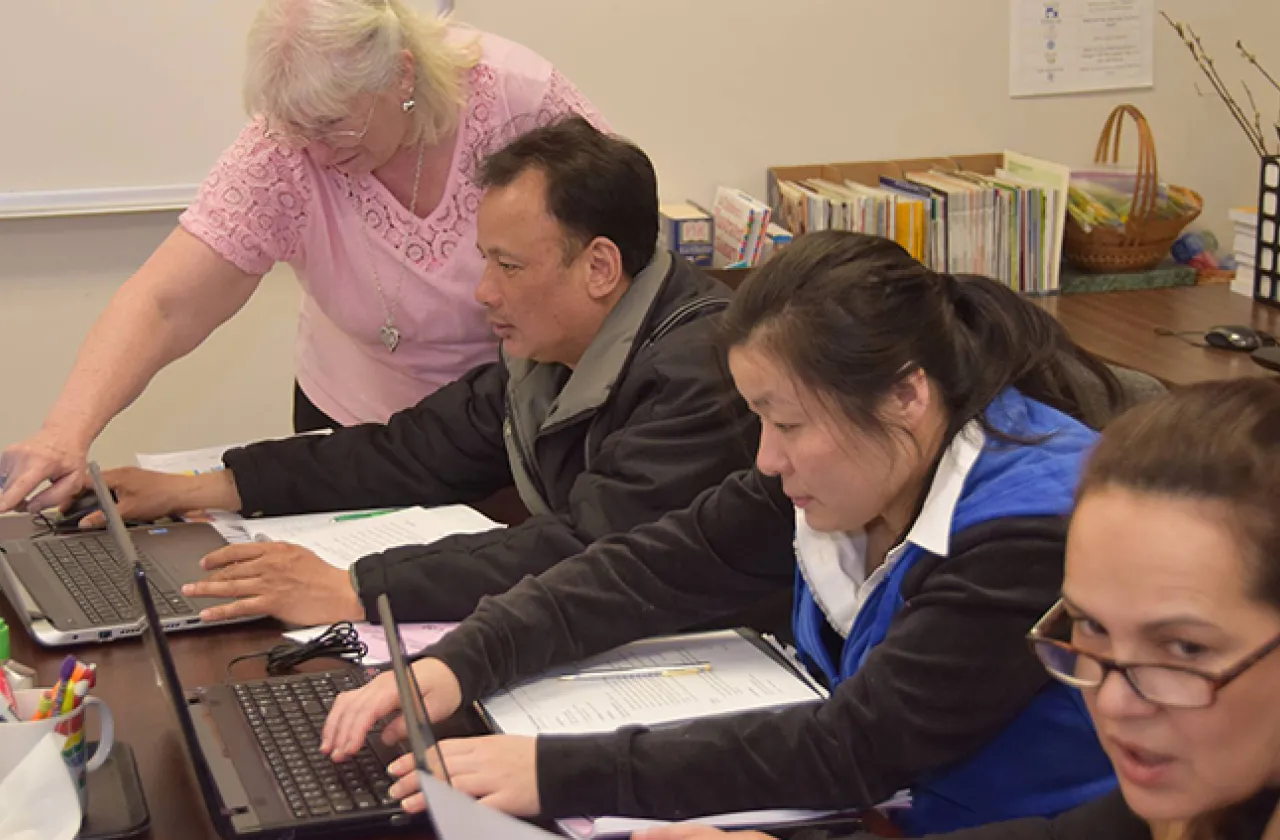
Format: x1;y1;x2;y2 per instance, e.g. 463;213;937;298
0;214;301;468
1;0;1277;462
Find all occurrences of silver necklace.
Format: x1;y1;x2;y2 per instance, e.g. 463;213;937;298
356;136;427;352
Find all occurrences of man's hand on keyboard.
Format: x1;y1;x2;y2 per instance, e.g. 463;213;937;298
181;541;366;625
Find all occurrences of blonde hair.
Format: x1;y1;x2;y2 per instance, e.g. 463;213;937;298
243;0;480;145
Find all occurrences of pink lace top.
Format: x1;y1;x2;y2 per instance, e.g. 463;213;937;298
179;31;607;425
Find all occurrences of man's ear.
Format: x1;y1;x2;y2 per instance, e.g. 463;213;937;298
580;237;626;302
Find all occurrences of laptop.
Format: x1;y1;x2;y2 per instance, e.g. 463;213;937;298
0;461;247;645
129;536;411;836
380;593;559;840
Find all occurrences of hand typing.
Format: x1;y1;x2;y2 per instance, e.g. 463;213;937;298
321;657;462;761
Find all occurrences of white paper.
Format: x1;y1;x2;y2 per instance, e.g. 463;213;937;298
1009;0;1154;98
259;505;502;571
284;621;458;665
135;429;331;476
557;794;910;839
0;731;81;840
135;443;234;475
419;768;559;839
479;630;823;737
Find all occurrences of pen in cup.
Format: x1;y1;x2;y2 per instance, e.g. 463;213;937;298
558;661;713;681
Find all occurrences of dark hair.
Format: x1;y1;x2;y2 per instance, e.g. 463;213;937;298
720;230;1122;445
1079;378;1280;607
477;115;659;279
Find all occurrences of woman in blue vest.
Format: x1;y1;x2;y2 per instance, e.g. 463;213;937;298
635;379;1280;840
322;230;1122;834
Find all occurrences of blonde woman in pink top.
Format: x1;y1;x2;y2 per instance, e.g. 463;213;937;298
0;0;604;514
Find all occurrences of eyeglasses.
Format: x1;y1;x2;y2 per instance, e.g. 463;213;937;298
264;98;378;150
1027;599;1280;709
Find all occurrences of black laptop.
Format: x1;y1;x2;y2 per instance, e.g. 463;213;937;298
0;461;244;646
122;513;410;835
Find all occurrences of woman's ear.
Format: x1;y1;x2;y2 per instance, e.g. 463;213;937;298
886;367;932;430
398;49;416;98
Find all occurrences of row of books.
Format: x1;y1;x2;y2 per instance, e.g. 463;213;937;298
659;188;793;270
770;152;1071;295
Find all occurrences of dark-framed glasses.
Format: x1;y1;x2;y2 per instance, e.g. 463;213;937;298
264;97;378;150
1027;599;1280;709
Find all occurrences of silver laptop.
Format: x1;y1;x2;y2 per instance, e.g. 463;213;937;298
0;461;250;645
380;594;559;839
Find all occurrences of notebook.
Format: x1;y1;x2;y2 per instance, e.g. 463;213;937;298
477;628;826;737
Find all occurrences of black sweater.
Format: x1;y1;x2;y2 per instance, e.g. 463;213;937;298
424;467;1069;819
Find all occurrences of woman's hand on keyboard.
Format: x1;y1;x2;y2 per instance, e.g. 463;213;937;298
320;657;462;762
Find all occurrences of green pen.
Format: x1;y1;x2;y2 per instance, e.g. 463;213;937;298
332;508;399;523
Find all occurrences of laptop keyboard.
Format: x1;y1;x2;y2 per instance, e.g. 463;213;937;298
37;534;191;624
234;671;397;820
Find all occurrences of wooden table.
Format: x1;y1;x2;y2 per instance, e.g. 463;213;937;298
0;488;529;840
1035;285;1280;386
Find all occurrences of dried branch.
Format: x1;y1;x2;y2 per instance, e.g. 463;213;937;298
1243;81;1268;154
1161;11;1268;156
1238;40;1280;95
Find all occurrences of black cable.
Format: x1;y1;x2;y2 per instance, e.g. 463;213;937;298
1154;327;1208;348
226;621;368;678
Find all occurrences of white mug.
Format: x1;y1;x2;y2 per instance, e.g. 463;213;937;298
1;687;115;813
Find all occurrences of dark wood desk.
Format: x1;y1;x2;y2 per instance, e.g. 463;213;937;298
708;268;1279;387
1035;285;1280;386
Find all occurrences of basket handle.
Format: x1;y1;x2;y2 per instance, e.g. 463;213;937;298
1091;104;1160;237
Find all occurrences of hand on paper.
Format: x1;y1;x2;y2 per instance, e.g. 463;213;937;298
386;735;541;817
78;467;235;528
0;427;87;513
321;657;462;761
632;829;777;840
181;541;365;624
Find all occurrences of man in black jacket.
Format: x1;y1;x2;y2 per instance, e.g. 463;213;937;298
95;117;757;625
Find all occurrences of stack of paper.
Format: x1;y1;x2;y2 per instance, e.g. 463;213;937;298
1230;206;1259;297
558;793;911;840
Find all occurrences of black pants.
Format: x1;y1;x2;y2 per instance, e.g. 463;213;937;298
292;382;343;433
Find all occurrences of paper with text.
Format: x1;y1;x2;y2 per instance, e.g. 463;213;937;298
256;505;502;570
479;630;824;737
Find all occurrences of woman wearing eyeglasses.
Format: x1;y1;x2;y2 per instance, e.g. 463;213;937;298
638;378;1280;840
0;0;603;513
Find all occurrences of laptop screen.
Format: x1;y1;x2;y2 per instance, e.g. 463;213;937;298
90;462;235;837
377;593;558;839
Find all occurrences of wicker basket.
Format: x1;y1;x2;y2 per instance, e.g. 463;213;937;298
1063;104;1203;273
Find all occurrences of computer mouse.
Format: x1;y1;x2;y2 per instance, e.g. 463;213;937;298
53;489;116;532
1204;325;1265;352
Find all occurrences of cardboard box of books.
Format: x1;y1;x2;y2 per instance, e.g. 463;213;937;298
659;202;715;266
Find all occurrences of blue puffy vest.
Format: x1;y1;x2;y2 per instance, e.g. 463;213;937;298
792;390;1117;834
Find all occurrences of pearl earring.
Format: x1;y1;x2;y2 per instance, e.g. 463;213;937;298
401;98;416;113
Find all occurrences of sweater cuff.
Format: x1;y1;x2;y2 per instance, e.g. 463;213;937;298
221;447;272;517
536;733;624;818
425;629;503;706
353;555;389;621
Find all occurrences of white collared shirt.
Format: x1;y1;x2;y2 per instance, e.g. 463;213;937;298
793;421;986;638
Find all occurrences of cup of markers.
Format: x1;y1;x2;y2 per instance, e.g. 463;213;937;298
0;655;115;815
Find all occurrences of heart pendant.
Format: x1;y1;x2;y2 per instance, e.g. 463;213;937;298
380;323;401;352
